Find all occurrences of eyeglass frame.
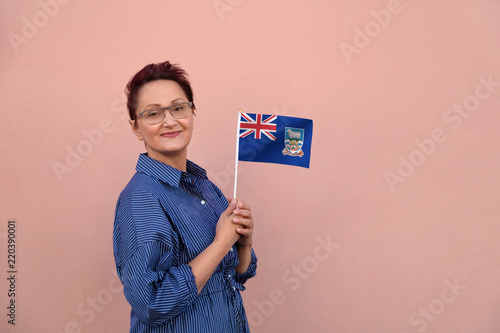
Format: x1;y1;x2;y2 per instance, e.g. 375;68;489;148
133;101;194;124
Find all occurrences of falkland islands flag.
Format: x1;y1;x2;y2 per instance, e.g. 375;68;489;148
237;112;313;168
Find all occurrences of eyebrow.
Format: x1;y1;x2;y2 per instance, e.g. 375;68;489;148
144;98;186;109
170;98;185;104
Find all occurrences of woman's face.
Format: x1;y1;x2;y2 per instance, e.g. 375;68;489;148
130;79;194;167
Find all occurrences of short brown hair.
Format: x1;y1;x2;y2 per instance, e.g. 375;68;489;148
125;61;195;120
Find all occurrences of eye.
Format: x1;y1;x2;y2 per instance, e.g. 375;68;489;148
173;104;185;112
145;109;162;117
147;111;159;117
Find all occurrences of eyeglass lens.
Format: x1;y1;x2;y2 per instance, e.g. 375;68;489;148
143;103;191;124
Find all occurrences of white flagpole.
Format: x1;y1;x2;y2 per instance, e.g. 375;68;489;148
233;109;242;199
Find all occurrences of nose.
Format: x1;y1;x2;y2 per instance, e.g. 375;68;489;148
162;110;177;127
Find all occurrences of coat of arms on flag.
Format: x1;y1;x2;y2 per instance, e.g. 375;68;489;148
283;127;305;157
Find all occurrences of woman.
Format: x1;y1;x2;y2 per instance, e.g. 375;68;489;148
113;61;257;332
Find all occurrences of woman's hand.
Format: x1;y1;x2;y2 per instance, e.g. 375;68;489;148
230;198;254;247
213;199;240;251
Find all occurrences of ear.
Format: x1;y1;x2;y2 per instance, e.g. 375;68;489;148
192;107;196;130
129;119;144;141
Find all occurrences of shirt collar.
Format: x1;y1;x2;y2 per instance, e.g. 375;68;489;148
135;153;207;187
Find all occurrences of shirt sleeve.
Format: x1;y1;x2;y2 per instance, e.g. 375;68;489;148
121;241;198;327
114;187;199;327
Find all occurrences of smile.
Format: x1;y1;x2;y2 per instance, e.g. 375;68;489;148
161;131;181;138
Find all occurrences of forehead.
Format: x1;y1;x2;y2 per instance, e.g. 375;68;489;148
137;80;187;106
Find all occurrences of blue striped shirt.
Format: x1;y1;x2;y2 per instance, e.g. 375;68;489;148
113;154;257;332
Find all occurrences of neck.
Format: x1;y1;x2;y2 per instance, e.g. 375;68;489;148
147;150;187;172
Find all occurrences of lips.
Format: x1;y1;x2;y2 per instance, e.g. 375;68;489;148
161;131;181;138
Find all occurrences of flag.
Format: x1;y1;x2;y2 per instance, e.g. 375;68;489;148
237;112;313;168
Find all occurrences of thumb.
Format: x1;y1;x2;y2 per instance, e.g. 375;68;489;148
222;198;237;217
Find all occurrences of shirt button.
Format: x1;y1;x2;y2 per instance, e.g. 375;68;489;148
230;248;234;252
233;287;236;291
201;200;206;205
228;275;231;278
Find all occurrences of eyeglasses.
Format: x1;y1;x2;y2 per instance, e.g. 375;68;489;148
134;102;193;125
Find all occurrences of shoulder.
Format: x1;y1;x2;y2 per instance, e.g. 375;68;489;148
115;173;177;228
114;173;176;248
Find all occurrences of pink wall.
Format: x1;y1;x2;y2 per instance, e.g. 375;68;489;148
1;0;500;332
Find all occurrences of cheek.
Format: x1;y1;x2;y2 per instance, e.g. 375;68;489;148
184;117;195;133
141;124;161;140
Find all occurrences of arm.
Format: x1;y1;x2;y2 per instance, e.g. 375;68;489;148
236;244;253;274
115;193;249;325
188;199;240;293
230;198;255;275
120;242;198;326
189;198;257;289
114;190;199;327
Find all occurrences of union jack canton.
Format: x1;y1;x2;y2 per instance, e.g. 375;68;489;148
239;113;277;140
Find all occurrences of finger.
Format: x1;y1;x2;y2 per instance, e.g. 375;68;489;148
233;209;252;219
232;215;252;224
237;200;250;210
233;218;252;228
223;200;238;217
236;228;253;236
